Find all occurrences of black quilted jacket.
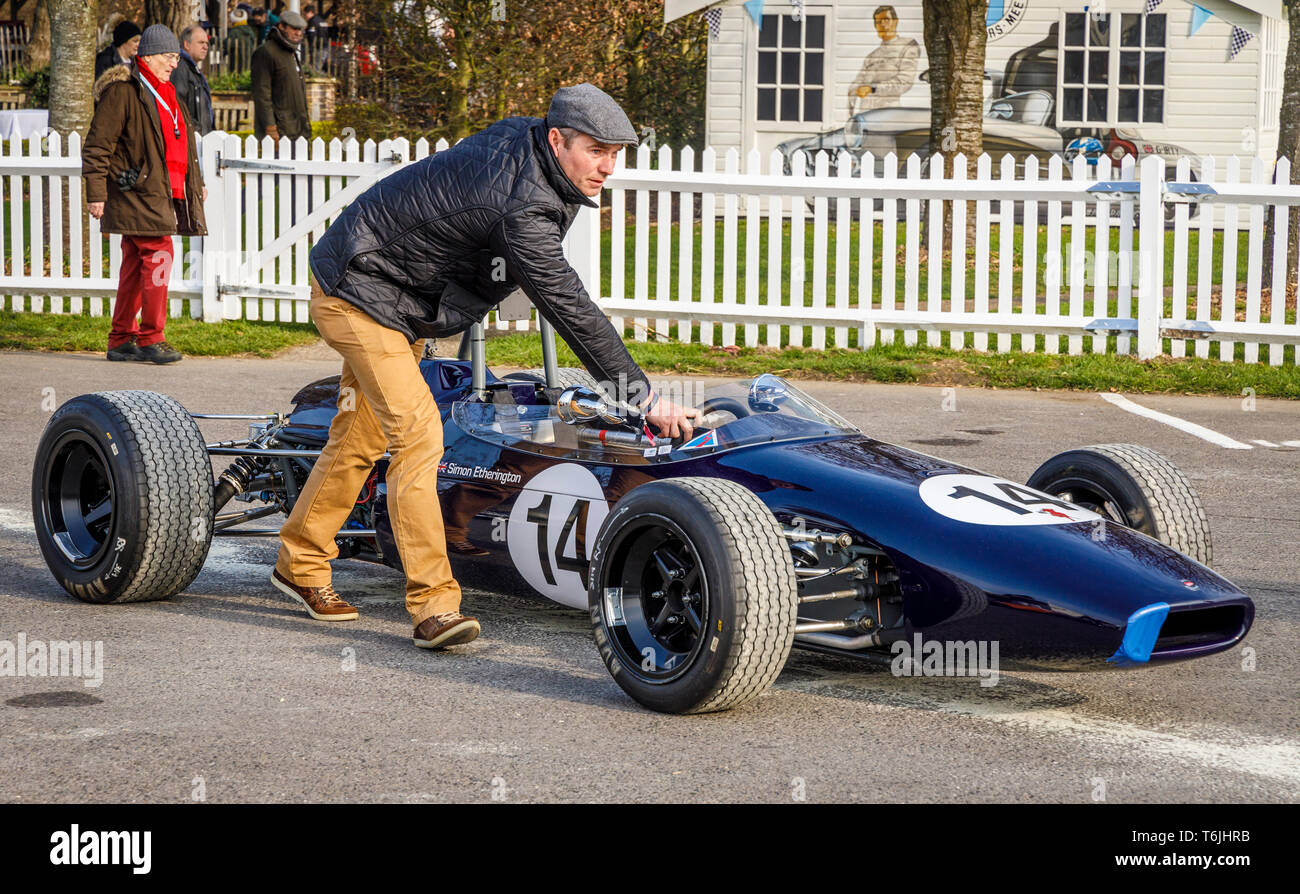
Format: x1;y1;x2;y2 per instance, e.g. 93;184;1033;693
309;116;648;395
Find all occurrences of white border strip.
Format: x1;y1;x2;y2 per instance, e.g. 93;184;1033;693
1100;394;1254;450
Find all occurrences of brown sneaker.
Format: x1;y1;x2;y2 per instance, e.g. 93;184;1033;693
447;539;490;557
272;569;359;621
413;611;481;649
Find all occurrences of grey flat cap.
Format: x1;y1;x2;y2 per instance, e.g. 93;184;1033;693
279;10;308;29
546;84;638;146
136;24;180;56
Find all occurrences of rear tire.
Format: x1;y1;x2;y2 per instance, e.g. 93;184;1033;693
1027;443;1212;566
32;390;214;604
588;478;798;714
504;367;601;391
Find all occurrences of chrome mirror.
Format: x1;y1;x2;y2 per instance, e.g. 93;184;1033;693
748;374;790;413
557;386;626;427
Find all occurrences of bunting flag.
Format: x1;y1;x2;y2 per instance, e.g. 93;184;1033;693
704;6;723;40
1143;0;1164;12
1188;4;1213;37
1229;25;1254;59
743;0;764;27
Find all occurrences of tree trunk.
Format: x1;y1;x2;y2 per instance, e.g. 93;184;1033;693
143;0;198;39
448;26;471;141
1263;0;1300;292
923;0;987;256
28;0;51;70
47;0;96;138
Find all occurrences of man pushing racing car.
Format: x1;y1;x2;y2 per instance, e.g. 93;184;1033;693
272;83;699;650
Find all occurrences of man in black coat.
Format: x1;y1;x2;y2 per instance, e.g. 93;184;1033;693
275;84;697;651
171;25;215;136
250;10;310;141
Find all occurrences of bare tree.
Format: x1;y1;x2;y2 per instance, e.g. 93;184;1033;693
143;0;200;38
28;0;51;70
1264;0;1300;292
47;0;96;137
922;0;988;249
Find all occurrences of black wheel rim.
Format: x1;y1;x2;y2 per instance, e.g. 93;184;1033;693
599;514;709;684
43;432;116;567
1042;476;1130;526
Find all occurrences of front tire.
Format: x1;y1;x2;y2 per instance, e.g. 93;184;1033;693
1027;443;1212;566
32;390;214;604
588;478;798;714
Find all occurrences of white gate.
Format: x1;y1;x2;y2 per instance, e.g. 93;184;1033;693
198;131;412;322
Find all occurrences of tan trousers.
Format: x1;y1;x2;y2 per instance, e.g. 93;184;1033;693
275;290;463;626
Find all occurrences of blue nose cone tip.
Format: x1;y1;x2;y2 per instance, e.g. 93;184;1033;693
1108;602;1171;666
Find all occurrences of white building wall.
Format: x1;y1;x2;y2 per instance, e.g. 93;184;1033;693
701;0;1282;163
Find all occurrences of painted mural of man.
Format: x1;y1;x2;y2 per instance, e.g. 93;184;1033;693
847;6;920;115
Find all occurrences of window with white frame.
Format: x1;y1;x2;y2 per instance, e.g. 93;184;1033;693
1059;11;1166;126
756;13;826;123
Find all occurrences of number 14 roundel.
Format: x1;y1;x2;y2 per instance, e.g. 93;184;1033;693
507;463;611;608
919;473;1103;526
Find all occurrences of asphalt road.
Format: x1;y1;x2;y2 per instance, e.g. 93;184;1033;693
0;346;1296;803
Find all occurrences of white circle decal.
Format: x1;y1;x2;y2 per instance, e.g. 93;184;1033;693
508;463;610;608
919;474;1103;526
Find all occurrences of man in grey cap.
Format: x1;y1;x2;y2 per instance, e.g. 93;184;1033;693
251;8;310;142
275;84;698;652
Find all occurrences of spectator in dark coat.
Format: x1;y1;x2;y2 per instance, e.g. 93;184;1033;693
94;20;142;80
251;10;310;142
171;25;215;136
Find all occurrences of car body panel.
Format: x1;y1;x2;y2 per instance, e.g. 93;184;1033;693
283;361;1254;669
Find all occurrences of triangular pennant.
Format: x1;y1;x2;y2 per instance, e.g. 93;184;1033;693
1189;4;1212;37
1229;25;1254;60
704;6;723;40
1143;0;1163;12
743;0;764;27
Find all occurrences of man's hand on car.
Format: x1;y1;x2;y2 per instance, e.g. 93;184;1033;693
641;390;700;440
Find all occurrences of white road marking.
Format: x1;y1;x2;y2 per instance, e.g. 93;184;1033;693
1252;439;1280;448
787;674;1300;789
0;507;36;534
1099;394;1254;449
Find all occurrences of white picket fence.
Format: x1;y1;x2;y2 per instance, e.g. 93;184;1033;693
2;131;1298;365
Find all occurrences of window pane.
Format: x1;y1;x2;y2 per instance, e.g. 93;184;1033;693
780;88;800;120
1063;88;1084;121
1119;51;1140;84
1145;52;1165;85
758;51;776;83
1087;87;1108;122
1064;50;1084;82
782;51;801;84
1143;89;1164;122
805;15;825;49
757;87;776;120
1089;14;1110;46
1146;14;1166;46
805;52;824;85
804;89;823;121
1117;88;1139;121
1121;14;1142;47
1088;51;1109;83
759;15;778;47
782;15;801;48
1065;13;1085;46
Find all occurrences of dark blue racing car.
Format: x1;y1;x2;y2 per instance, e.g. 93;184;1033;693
32;328;1253;714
